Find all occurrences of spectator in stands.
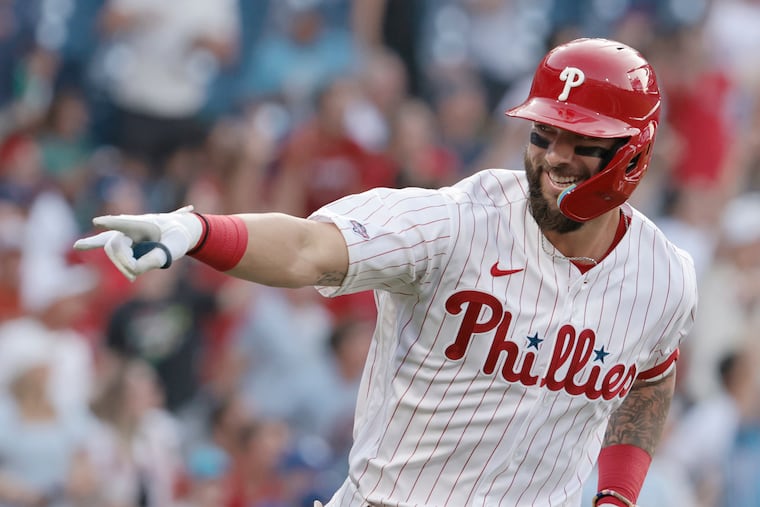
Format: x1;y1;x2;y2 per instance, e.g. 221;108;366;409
105;264;220;413
270;77;398;218
683;192;760;400
95;0;238;184
303;317;373;478
344;48;409;155
224;285;333;431
182;444;232;507
722;404;760;506
5;260;98;414
660;349;760;506
0;324;101;507
432;69;490;174
389;98;460;188
35;85;93;192
90;357;186;507
0;200;24;323
225;419;293;507
243;0;356;117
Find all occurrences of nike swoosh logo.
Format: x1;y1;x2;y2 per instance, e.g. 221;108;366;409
490;262;524;277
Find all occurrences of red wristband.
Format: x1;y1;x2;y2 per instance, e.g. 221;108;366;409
188;213;248;272
596;444;651;506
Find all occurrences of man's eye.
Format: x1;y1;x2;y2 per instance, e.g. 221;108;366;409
574;146;613;158
530;131;550;149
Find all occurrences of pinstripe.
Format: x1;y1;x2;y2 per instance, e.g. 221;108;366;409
416;196;511;500
521;397;582;504
359;199;464;498
383;202;486;500
402;213;488;497
468;386;528;507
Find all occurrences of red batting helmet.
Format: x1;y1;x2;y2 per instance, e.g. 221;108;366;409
506;38;661;221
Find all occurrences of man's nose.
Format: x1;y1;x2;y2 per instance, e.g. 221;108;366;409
544;139;575;166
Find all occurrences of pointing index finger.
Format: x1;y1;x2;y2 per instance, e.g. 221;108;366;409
73;230;119;250
93;215;162;242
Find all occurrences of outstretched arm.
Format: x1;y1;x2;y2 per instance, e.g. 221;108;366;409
594;370;676;507
225;213;348;287
74;208;349;288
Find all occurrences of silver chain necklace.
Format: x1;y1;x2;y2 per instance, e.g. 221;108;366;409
540;234;598;266
539;212;630;267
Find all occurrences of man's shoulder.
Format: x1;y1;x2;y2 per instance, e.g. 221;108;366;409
632;208;698;290
446;169;529;206
634;209;693;256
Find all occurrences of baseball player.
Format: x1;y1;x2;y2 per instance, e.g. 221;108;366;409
75;38;698;506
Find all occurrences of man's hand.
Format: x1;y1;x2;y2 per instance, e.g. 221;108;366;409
74;205;202;281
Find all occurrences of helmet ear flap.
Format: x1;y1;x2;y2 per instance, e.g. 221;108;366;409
557;143;639;221
557;119;658;222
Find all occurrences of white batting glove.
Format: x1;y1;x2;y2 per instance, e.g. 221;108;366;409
74;205;203;281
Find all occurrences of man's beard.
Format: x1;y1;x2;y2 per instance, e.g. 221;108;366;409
524;152;583;233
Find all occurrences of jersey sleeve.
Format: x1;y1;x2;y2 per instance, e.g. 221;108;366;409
308;186;455;297
637;246;699;382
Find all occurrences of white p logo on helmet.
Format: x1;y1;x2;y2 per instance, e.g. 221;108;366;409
558;67;585;101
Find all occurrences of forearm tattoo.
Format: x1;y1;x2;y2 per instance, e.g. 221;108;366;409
317;270;347;286
603;372;676;455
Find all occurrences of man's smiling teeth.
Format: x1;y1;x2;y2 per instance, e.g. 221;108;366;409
548;171;581;187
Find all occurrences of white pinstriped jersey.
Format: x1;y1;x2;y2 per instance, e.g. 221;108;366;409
309;169;698;507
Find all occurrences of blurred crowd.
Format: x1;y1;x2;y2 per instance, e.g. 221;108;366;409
0;0;759;506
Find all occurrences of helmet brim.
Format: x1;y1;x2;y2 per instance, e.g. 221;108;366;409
506;97;640;138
